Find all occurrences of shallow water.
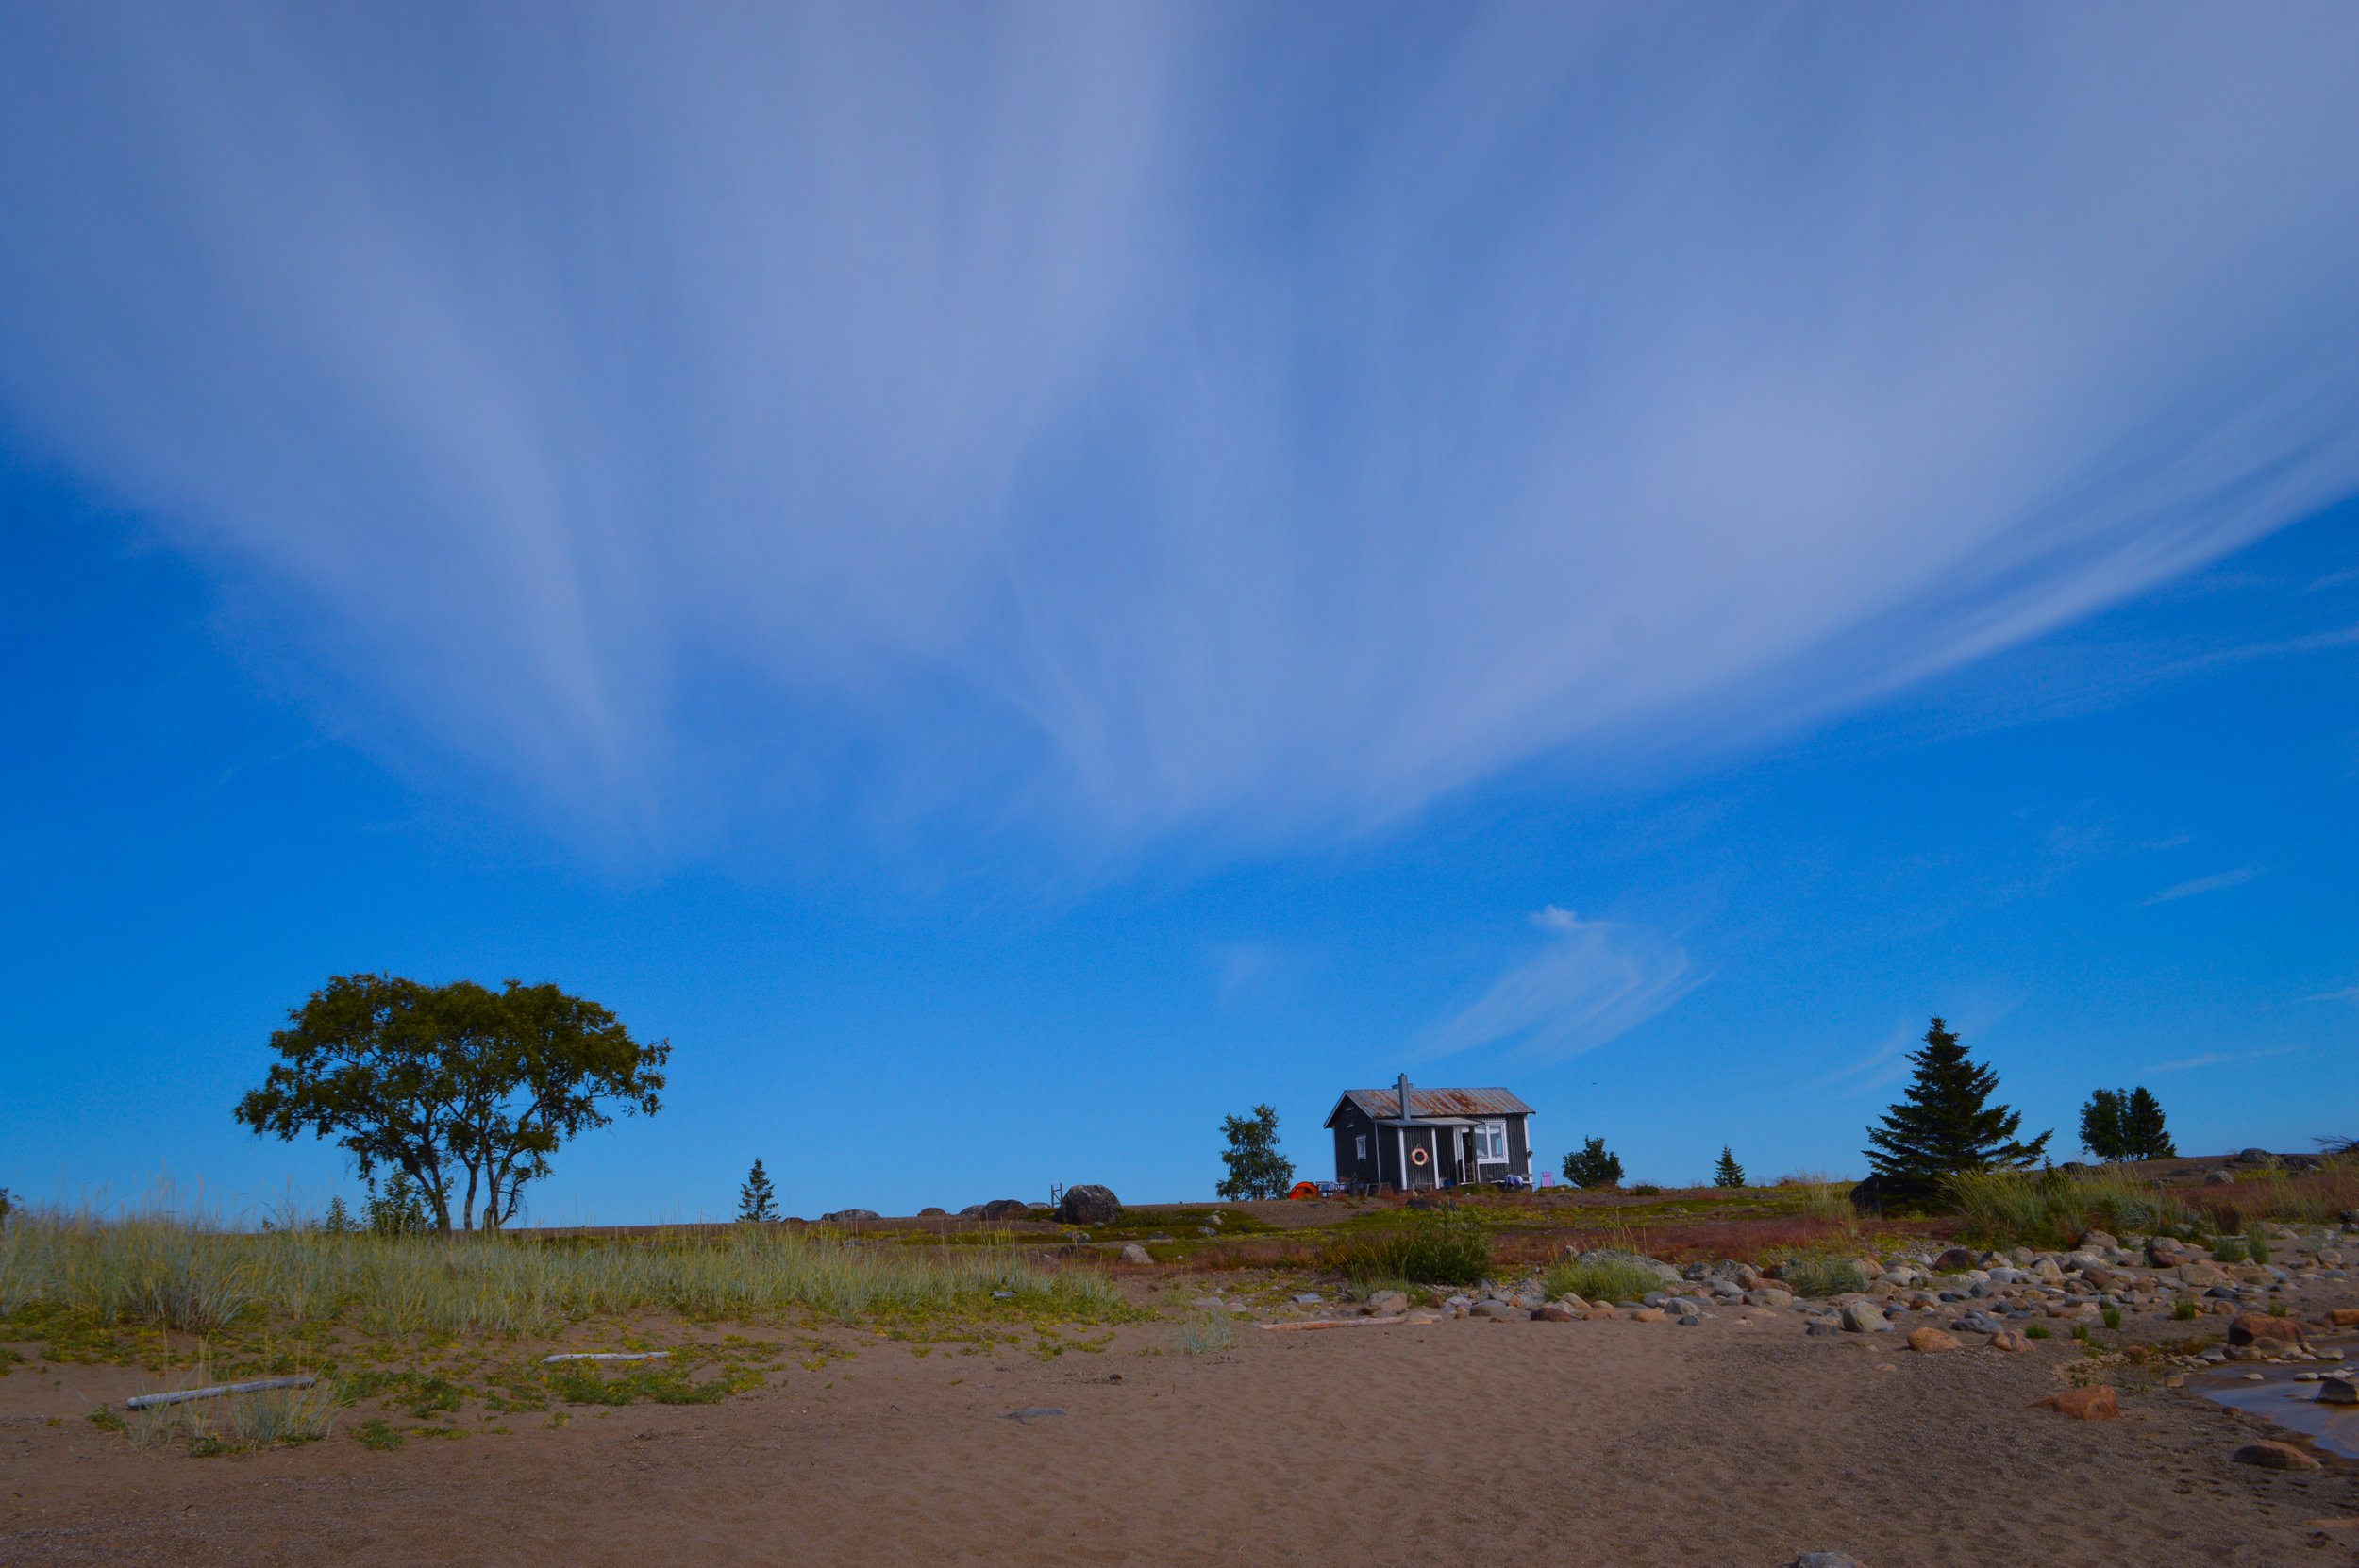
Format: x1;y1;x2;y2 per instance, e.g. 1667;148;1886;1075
2192;1348;2359;1459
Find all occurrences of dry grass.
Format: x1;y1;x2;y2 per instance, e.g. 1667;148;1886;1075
0;1211;1129;1343
1947;1162;2358;1249
107;1370;344;1455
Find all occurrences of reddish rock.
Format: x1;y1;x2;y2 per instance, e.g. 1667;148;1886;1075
1989;1330;2033;1353
2234;1441;2321;1471
1629;1308;1666;1323
1530;1306;1576;1323
1907;1327;1962;1353
2326;1308;2359;1328
1581;1308;1619;1322
1932;1246;1980;1272
2228;1312;2308;1348
2033;1386;2119;1420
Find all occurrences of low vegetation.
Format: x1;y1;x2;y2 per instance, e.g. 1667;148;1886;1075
1323;1207;1491;1285
1544;1257;1663;1304
0;1211;1129;1348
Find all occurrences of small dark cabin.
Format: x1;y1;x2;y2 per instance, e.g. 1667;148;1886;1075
1324;1076;1534;1193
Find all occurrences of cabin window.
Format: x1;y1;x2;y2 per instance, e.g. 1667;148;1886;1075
1474;1120;1508;1162
1354;1134;1368;1162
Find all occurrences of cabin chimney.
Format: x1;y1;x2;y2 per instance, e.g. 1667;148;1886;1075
1397;1072;1413;1121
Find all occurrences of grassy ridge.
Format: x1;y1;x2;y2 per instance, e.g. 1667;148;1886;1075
0;1214;1128;1343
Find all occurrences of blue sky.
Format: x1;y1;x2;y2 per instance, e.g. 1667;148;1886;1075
2;5;2354;1221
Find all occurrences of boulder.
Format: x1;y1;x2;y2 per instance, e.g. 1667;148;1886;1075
1057;1184;1122;1226
1118;1243;1152;1265
2228;1312;2308;1348
1907;1327;1962;1353
1932;1246;1980;1273
819;1208;879;1223
1840;1301;1890;1333
2033;1386;2119;1420
918;1207;947;1217
979;1198;1031;1221
1366;1290;1410;1316
959;1203;988;1218
2234;1441;2320;1471
2204;1171;2236;1186
2328;1308;2359;1327
1989;1330;2033;1353
2234;1147;2277;1166
2317;1376;2358;1406
1471;1299;1519;1321
1629;1308;1667;1323
1531;1305;1577;1323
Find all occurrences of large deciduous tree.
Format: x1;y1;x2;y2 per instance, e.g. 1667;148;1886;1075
1864;1017;2049;1205
235;974;668;1231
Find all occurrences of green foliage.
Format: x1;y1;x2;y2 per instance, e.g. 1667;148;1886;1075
1215;1104;1295;1201
2173;1297;2199;1320
1713;1147;1747;1188
235;973;669;1231
1628;1184;1663;1197
2245;1227;2270;1265
0;1212;1131;1342
1326;1207;1492;1285
1545;1258;1662;1304
2080;1086;2177;1162
543;1360;759;1406
2101;1306;2122;1330
737;1159;780;1224
1561;1137;1624;1189
1865;1018;2051;1203
1946;1166;2195;1248
0;1187;13;1226
357;1418;405;1450
2211;1237;2247;1263
125;1378;343;1454
2023;1323;2051;1340
320;1196;359;1234
364;1173;431;1236
1778;1256;1867;1297
1174;1310;1236;1356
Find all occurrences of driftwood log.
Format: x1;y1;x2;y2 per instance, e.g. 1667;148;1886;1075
125;1376;316;1411
541;1351;672;1364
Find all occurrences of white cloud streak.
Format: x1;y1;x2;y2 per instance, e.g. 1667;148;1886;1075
2144;865;2264;905
1;6;2355;857
1420;909;1698;1062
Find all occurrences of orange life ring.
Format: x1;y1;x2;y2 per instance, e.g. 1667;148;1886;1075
1410;1146;1429;1167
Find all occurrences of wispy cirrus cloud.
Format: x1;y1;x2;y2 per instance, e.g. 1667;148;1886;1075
2;7;2356;859
1419;907;1698;1063
2144;865;2264;905
2146;1043;2306;1074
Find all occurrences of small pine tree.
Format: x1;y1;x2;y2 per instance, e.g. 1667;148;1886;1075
2080;1085;2177;1162
1562;1136;1624;1189
2120;1087;2176;1161
0;1186;14;1226
1713;1147;1747;1188
1865;1017;2050;1203
322;1194;358;1234
737;1158;780;1223
1216;1105;1295;1200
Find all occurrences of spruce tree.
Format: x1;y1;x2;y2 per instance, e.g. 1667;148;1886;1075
1713;1146;1746;1188
2121;1088;2176;1160
737;1158;779;1223
1865;1018;2049;1202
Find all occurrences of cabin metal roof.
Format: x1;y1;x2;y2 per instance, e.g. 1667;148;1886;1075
1327;1087;1532;1126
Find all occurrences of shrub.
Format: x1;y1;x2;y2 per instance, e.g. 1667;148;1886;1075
127;1378;343;1454
1325;1208;1491;1286
2211;1238;2248;1263
2101;1307;2121;1330
1175;1311;1236;1356
1628;1184;1664;1197
1562;1138;1624;1190
1946;1167;2195;1249
2024;1324;2051;1340
2245;1228;2270;1265
1779;1256;1867;1297
2172;1297;2199;1321
1545;1258;1663;1305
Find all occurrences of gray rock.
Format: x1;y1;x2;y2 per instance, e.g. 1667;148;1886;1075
1471;1299;1520;1321
1366;1290;1410;1316
1840;1301;1891;1333
2318;1376;2359;1406
917;1207;947;1217
1292;1292;1324;1305
1954;1311;2003;1336
2234;1147;2276;1166
1790;1555;1868;1568
1057;1184;1122;1226
820;1208;879;1223
1118;1243;1152;1265
1002;1407;1064;1423
978;1198;1031;1220
2205;1171;2236;1186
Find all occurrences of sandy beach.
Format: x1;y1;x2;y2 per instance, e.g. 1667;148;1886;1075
8;1301;2354;1568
